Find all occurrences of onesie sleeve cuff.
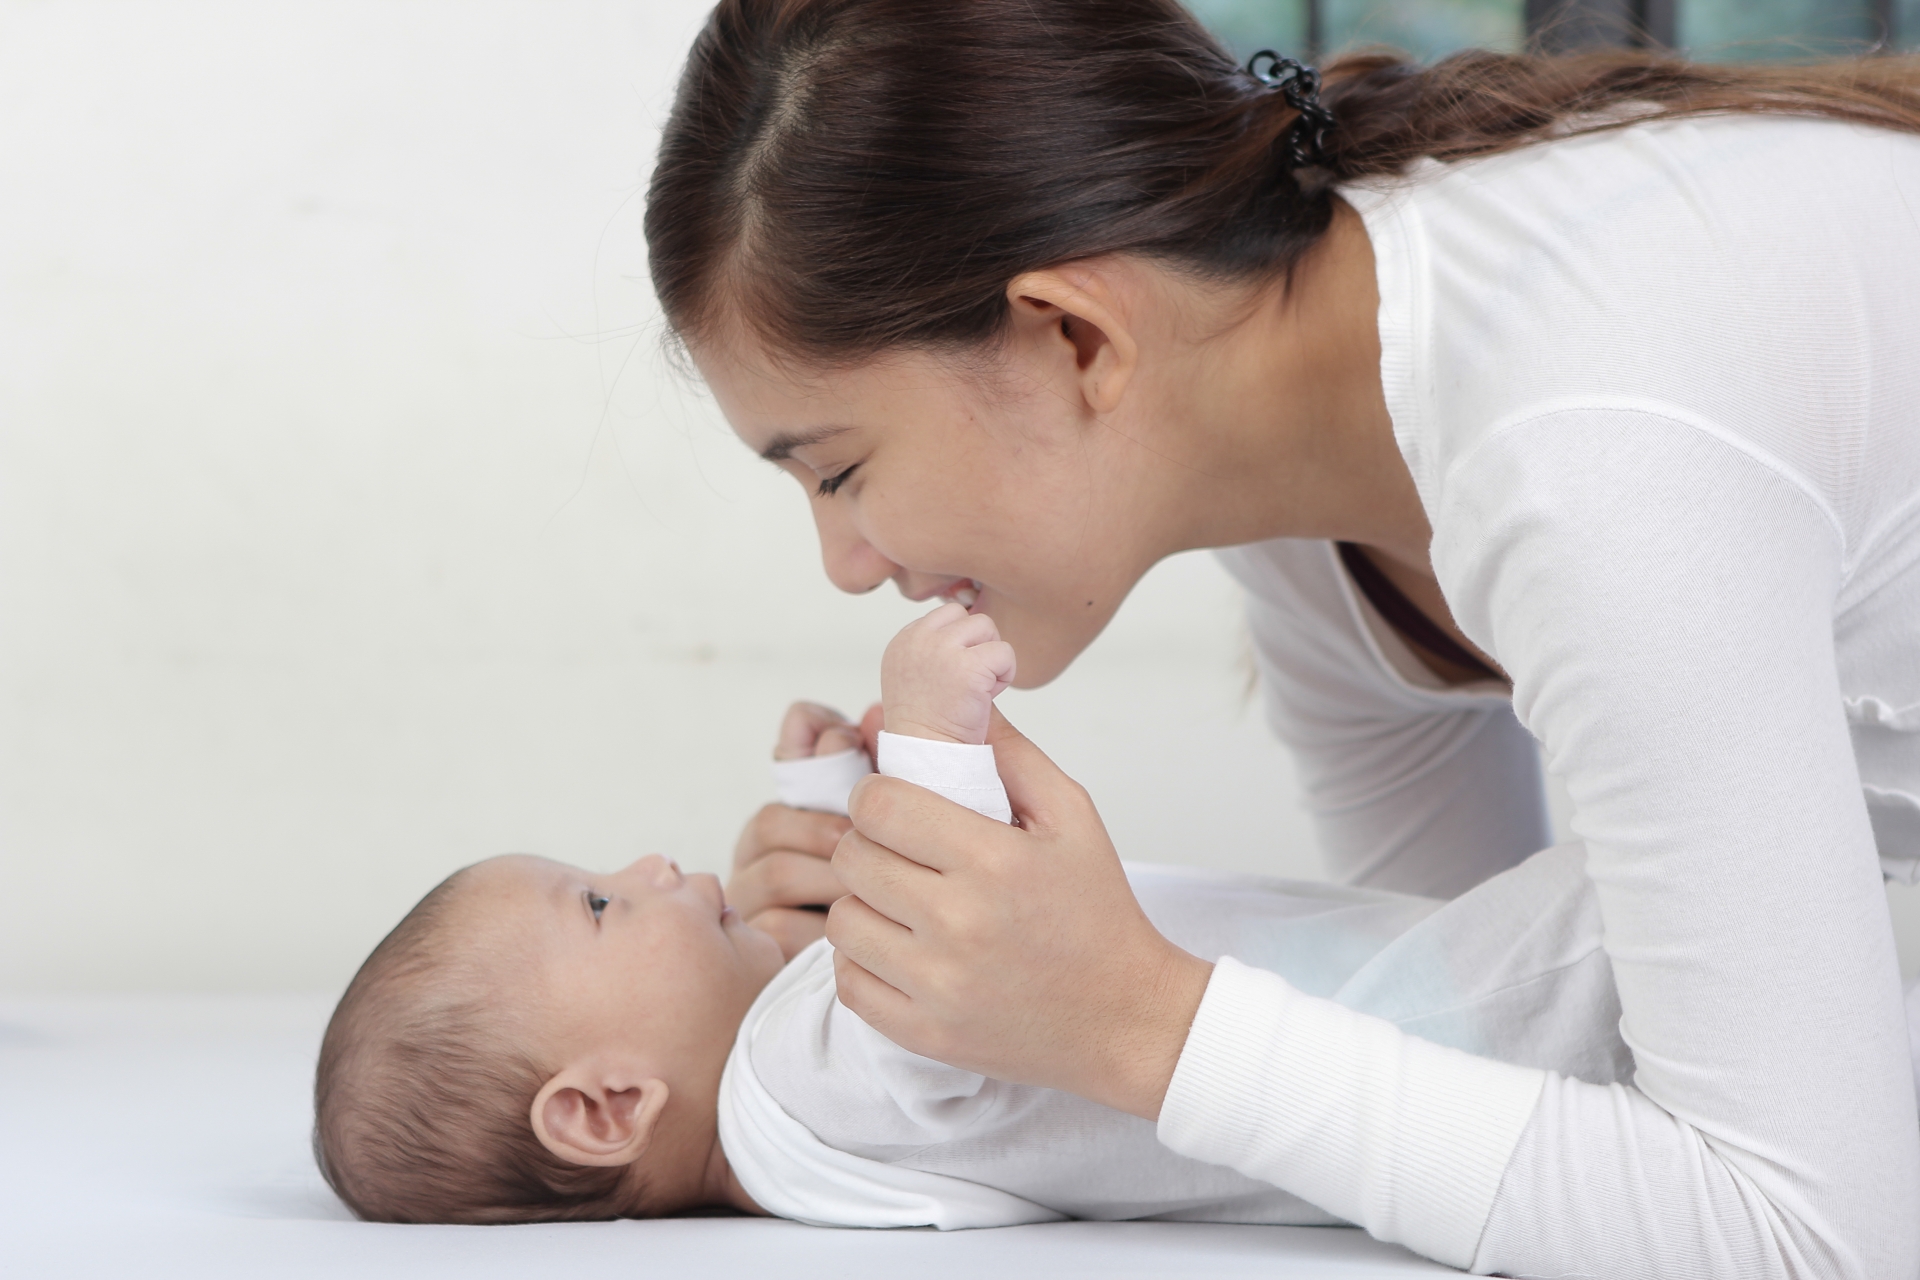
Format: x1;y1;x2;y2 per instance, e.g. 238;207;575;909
1158;956;1546;1269
771;748;873;817
875;731;1012;824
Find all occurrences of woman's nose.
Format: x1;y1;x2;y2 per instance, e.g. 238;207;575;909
812;501;896;596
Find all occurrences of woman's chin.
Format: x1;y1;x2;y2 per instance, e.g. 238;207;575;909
1003;633;1092;690
992;596;1126;689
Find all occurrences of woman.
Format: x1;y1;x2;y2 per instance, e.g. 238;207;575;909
647;1;1920;1274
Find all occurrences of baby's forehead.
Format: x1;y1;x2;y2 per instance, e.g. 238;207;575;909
435;856;570;964
462;853;559;897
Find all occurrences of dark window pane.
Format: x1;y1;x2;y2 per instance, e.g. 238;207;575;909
1325;0;1525;58
1183;0;1310;60
1680;0;1882;59
1901;0;1920;49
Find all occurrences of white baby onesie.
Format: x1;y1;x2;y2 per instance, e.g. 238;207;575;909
769;731;1012;823
735;737;1630;1228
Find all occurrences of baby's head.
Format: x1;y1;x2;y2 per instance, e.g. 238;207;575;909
314;853;784;1223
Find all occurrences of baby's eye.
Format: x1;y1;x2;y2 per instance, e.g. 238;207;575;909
588;893;609;921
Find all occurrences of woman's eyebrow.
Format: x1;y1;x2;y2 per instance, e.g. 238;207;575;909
759;424;853;463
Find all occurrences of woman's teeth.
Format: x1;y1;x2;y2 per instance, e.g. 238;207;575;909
950;581;980;608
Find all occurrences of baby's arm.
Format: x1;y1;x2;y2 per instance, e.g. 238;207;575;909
875;603;1016;824
769;702;874;817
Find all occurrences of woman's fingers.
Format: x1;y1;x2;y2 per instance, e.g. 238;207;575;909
726;848;847;919
829;820;943;927
984;705;1083;832
746;906;829;961
732;803;851;871
825;891;918;1002
830;946;916;1040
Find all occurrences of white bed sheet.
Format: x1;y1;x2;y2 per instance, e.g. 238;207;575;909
0;994;1455;1278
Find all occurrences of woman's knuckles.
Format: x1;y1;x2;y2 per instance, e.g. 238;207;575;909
846;774;899;828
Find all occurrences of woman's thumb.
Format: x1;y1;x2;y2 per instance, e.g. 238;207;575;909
985;706;1072;827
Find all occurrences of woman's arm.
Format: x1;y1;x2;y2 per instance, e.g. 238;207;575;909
1459;414;1917;1275
831;411;1919;1277
1165;412;1920;1276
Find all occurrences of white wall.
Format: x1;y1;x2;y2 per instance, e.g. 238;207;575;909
2;2;1914;993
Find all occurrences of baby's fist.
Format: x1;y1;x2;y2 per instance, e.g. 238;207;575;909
773;702;865;761
881;603;1017;746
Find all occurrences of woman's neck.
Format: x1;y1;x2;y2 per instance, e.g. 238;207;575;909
1165;199;1433;572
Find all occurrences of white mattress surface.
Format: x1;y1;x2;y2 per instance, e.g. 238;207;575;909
0;994;1454;1277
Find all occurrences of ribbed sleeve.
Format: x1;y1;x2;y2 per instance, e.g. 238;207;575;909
1158;957;1545;1269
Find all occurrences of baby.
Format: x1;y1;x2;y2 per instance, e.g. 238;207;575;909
314;604;1630;1226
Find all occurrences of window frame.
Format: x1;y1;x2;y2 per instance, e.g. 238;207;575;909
1293;0;1899;58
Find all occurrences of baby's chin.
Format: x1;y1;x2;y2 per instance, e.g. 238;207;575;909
724;904;793;980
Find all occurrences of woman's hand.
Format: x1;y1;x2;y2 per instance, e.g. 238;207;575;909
731;701;885;960
826;709;1214;1120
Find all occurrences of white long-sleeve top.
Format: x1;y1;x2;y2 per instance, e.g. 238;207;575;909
1172;116;1920;1278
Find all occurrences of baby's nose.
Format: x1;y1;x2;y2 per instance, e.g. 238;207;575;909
623;853;683;887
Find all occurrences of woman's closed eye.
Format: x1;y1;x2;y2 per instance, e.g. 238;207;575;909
815;463;860;498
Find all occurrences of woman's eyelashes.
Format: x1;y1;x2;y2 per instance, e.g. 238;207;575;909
814;463;860;498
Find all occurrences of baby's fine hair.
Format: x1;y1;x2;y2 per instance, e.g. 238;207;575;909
312;867;633;1223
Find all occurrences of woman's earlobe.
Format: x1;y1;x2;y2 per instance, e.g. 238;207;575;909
529;1069;671;1167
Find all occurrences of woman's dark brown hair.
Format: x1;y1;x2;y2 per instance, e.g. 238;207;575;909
645;0;1920;364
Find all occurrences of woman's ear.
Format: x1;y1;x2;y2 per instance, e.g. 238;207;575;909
1005;265;1139;416
529;1064;671;1168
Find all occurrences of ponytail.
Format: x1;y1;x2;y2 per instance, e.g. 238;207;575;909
1319;46;1920;179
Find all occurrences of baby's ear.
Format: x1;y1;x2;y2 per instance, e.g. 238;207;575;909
529;1066;670;1167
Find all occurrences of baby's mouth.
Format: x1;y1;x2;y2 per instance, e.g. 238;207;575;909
946;579;981;609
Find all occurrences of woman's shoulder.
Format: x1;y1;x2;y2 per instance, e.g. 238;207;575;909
1347;115;1920;530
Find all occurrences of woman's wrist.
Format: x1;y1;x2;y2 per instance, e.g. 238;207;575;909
1091;945;1215;1122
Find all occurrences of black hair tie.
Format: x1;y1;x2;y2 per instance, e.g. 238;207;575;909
1246;51;1335;168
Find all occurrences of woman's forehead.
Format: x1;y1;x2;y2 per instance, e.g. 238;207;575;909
696;339;975;437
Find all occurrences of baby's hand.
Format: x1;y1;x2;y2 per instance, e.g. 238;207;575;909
881;603;1017;746
773;702;866;761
